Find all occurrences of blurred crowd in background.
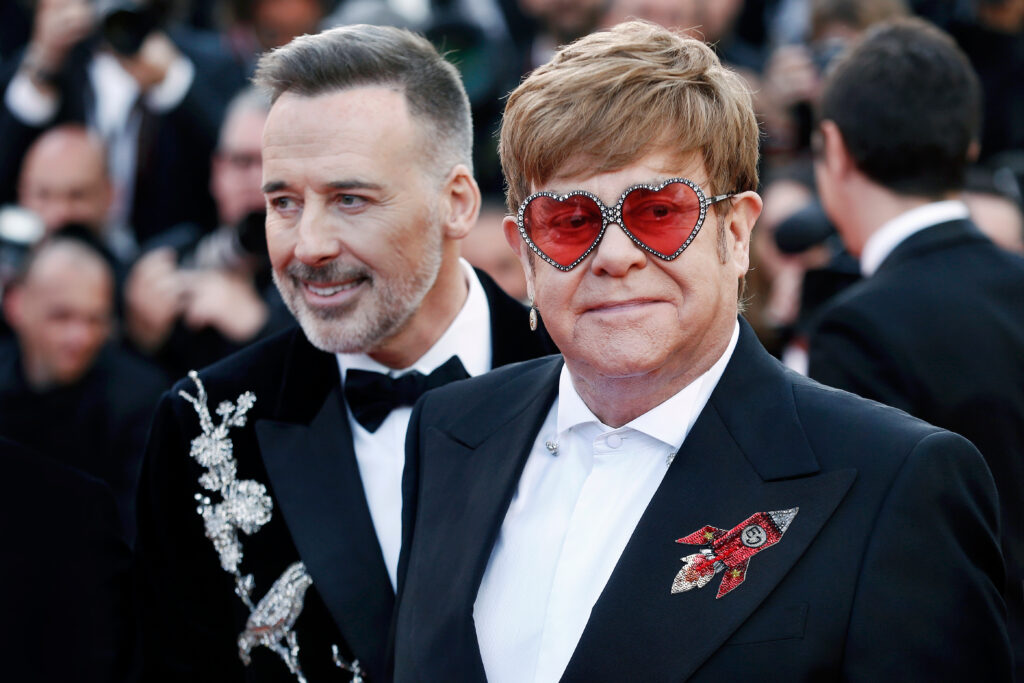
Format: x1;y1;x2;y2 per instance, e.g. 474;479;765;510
0;0;1021;549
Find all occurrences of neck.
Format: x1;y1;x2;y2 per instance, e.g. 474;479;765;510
567;321;734;428
368;249;468;369
835;179;955;257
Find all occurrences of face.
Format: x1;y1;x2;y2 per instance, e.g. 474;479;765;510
212;108;268;226
262;87;448;356
506;150;759;385
19;133;112;235
254;0;324;48
519;0;608;41
603;0;697;31
7;246;113;388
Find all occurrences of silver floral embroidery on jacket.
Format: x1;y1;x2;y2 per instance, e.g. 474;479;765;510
180;371;366;682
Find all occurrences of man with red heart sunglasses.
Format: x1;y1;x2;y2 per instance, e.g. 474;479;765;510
393;19;1011;683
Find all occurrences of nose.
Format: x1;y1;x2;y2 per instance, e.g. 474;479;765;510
293;202;343;267
589;220;647;276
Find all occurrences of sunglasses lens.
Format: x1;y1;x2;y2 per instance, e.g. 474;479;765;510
523;194;604;267
620;182;702;256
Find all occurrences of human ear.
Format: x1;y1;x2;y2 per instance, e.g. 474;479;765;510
725;191;763;275
440;164;481;240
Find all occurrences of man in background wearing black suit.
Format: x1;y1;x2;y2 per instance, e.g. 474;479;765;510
136;24;555;682
0;436;134;682
808;18;1024;672
393;20;1010;682
0;0;245;250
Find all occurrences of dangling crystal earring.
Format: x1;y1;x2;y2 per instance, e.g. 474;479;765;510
529;304;538;332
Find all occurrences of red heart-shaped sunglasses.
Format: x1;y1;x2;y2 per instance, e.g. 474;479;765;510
515;178;734;271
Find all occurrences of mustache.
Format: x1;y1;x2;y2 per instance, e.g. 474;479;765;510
285;261;371;284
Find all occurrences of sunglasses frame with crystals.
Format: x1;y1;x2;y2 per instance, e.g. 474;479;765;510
515;177;734;271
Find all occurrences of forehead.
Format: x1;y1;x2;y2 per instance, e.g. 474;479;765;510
23;137;105;187
262;87;422;181
25;248;112;305
542;149;708;200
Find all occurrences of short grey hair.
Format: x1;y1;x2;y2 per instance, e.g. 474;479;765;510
253;24;473;177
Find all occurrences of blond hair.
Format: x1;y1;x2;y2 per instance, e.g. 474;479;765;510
500;20;759;213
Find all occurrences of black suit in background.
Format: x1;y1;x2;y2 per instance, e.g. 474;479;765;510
136;271;556;682
0;338;169;544
394;319;1010;681
807;218;1024;668
0;437;134;682
0;27;245;241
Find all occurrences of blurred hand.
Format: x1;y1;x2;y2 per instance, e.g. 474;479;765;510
182;270;268;343
124;248;188;352
25;0;95;76
116;31;182;91
764;45;820;109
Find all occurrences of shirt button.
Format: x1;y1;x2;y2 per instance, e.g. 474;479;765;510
606;433;623;449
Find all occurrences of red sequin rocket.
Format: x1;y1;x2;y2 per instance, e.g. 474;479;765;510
672;508;799;598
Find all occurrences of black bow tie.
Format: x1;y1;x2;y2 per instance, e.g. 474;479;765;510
344;355;470;432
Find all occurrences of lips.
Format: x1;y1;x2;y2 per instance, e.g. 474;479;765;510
299;276;367;303
305;281;360;296
584;298;661;313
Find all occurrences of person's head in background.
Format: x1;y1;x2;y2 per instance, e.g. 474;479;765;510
601;0;745;43
519;0;610;45
814;17;981;256
211;87;271;228
224;0;329;50
461;198;528;302
2;231;115;389
17;124;113;239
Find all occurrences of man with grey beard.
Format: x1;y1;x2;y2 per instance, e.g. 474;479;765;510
135;25;554;683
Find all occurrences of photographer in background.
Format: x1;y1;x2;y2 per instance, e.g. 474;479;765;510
124;87;292;378
0;0;245;251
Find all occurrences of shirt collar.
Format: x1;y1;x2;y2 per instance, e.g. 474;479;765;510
557;320;740;449
860;200;969;277
337;259;492;378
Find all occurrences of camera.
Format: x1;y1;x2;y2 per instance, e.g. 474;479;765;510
100;1;165;56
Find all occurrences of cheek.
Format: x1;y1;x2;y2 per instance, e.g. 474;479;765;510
265;225;293;268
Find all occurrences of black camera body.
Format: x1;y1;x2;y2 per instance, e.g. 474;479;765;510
100;1;164;56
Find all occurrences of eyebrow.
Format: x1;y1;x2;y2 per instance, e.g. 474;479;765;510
261;180;385;194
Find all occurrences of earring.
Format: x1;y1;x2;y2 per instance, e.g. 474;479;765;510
529;305;538;332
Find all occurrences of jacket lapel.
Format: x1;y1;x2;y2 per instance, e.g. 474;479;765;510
562;321;856;682
399;357;563;680
253;334;394;679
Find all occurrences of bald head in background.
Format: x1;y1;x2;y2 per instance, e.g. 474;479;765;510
3;238;114;389
17;125;113;237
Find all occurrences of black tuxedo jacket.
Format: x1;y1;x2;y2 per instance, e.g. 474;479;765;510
395;319;1011;681
808;218;1024;667
136;272;555;682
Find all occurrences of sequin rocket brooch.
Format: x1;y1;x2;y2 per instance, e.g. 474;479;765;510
671;508;798;598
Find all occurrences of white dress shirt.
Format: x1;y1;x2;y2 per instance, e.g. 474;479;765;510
336;260;491;589
859;200;969;277
474;322;740;683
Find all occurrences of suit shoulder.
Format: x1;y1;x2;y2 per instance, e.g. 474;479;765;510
168;326;303;397
790;375;975;462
